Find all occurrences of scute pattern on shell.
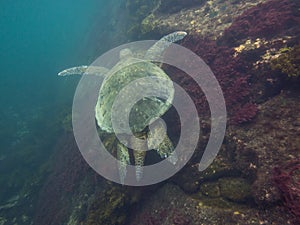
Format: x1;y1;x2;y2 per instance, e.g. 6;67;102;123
95;58;174;134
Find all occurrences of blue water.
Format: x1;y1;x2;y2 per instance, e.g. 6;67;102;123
1;0;112;106
0;0;124;218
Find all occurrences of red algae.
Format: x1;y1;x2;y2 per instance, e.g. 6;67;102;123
273;160;300;224
222;0;300;44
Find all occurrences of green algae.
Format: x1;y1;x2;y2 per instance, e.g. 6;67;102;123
270;42;300;78
125;0;160;37
219;177;252;202
200;181;221;198
141;13;159;34
85;186;142;225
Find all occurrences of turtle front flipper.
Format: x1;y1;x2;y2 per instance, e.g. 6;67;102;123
117;142;130;184
58;65;109;77
147;120;177;165
144;31;187;61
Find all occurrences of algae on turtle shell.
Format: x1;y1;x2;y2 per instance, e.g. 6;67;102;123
58;31;187;183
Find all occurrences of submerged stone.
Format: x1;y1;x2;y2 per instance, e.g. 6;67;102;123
219;177;252;202
200;181;221;198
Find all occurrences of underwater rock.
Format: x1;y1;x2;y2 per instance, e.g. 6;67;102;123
84;186;143;225
126;0;160;20
125;0;161;38
171;142;238;194
139;0;265;39
129;183;293;225
222;0;300;45
252;172;281;206
218;177;252;202
34;133;146;225
199;181;221;198
270;41;300;78
178;35;259;125
178;31;299;125
0;217;7;225
34;134;89;225
231;103;258;124
227;90;300;214
157;0;206;14
273;160;300;223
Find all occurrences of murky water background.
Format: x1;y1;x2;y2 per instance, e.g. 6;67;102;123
0;0;125;216
1;0;299;224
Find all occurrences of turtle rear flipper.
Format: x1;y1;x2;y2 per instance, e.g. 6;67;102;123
153;134;177;165
157;136;177;165
147;120;177;165
133;150;146;182
130;134;147;182
117;142;130;184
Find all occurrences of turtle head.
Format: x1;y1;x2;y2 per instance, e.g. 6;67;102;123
119;48;133;60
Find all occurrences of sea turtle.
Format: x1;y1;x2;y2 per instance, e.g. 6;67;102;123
58;31;187;183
